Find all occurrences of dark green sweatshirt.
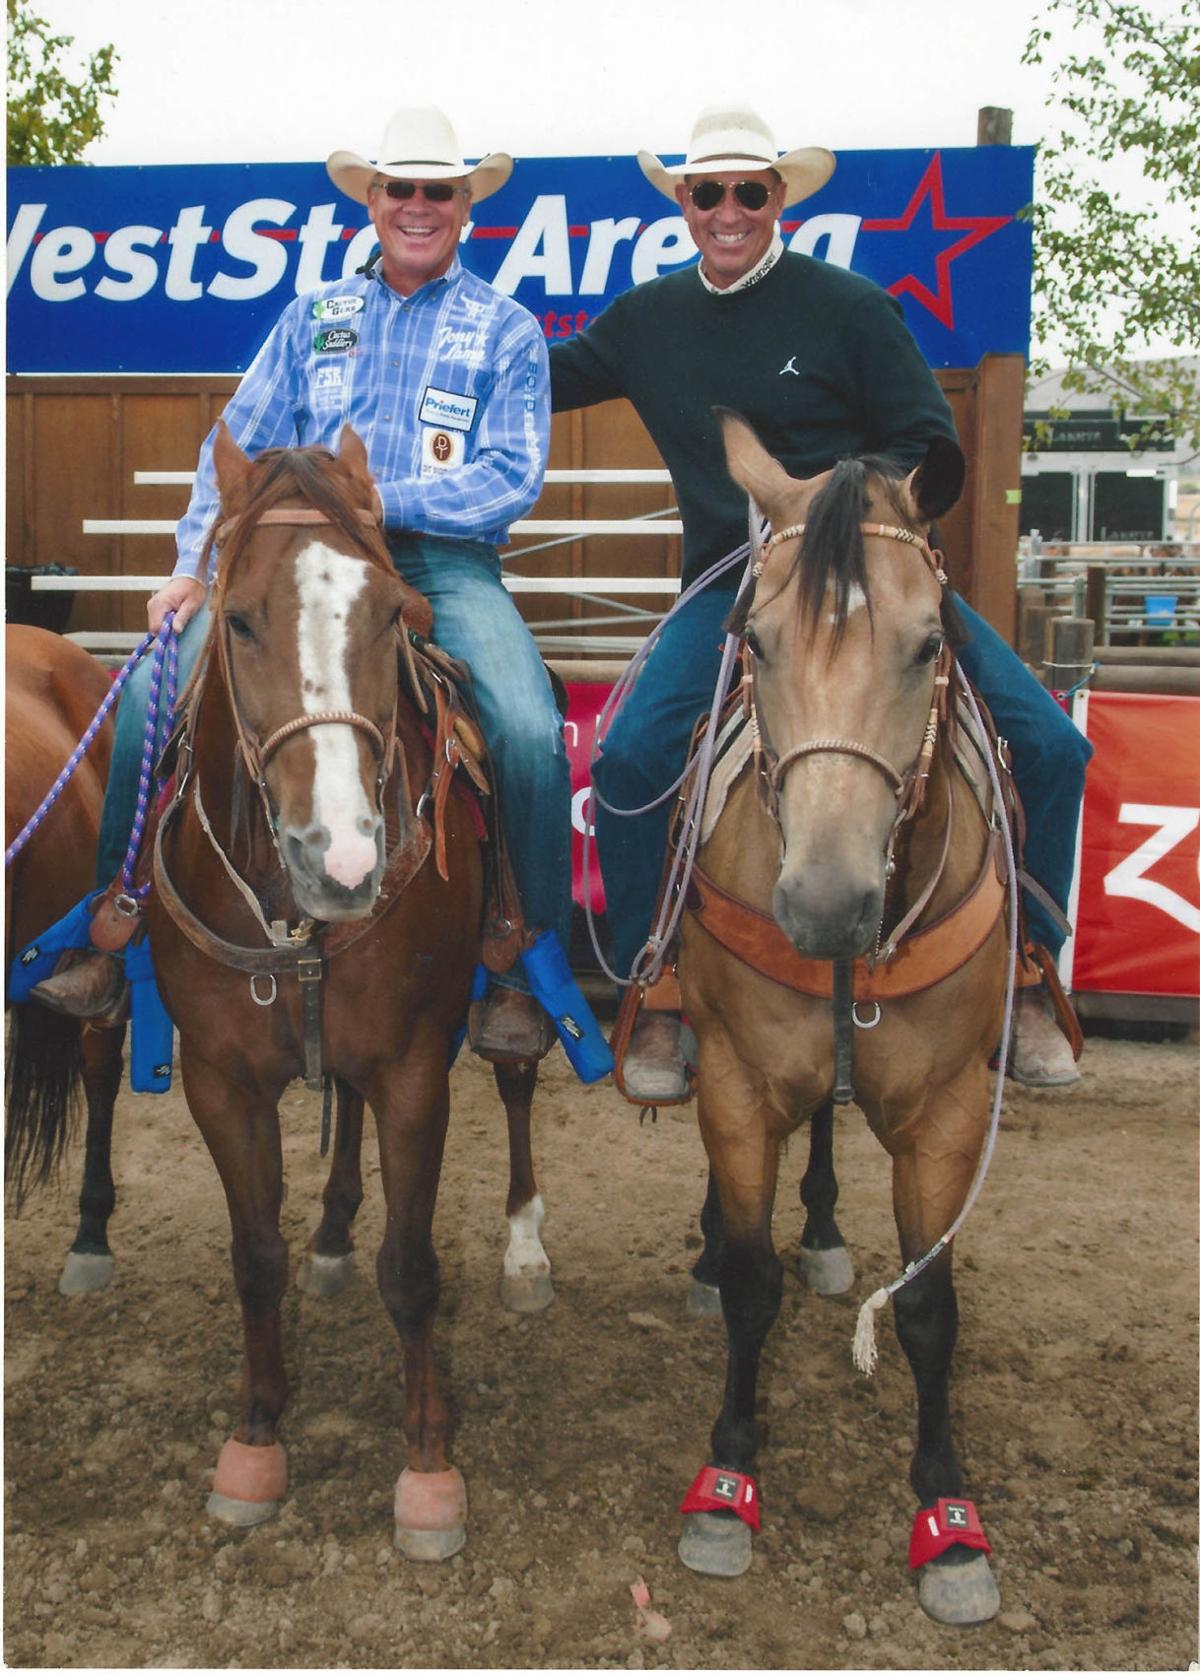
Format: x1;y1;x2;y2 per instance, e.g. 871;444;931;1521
549;251;956;591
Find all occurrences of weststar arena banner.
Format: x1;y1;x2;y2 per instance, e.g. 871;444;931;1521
7;148;1033;375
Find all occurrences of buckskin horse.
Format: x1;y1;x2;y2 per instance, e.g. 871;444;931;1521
672;414;1007;1623
144;424;551;1555
5;625;126;1294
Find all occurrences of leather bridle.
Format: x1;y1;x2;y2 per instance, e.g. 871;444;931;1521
745;518;953;833
211;503;399;822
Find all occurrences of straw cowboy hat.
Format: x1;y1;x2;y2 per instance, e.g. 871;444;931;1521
326;106;513;206
638;105;834;209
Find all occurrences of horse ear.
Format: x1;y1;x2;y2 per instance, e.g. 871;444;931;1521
717;408;799;522
212;420;252;501
336;424;378;512
902;435;965;525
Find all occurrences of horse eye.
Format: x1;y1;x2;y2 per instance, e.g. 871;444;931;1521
744;628;764;661
226;612;255;643
916;632;944;666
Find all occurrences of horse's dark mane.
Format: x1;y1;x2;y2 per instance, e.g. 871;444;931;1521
202;444;393;585
727;454;913;645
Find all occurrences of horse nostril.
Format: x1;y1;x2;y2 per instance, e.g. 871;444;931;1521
356;815;375;837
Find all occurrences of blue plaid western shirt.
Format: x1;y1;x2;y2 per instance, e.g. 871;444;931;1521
175;255;550;580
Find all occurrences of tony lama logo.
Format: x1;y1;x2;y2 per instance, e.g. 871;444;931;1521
780;357;800;376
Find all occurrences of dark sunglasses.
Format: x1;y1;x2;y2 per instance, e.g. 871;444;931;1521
377;180;461;203
688;179;774;212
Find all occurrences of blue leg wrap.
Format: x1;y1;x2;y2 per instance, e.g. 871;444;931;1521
124;939;174;1094
520;930;614;1085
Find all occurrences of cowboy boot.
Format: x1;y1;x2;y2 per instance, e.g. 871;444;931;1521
469;986;556;1063
1009;987;1082;1087
30;884;140;1022
31;947;128;1021
622;1011;690;1102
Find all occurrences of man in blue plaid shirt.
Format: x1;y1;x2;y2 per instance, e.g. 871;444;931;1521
37;107;571;1061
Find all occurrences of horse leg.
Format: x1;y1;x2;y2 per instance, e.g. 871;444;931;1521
371;1047;465;1561
298;1079;364;1299
686;1168;725;1317
185;1062;290;1528
797;1100;854;1296
889;1076;999;1625
679;1050;783;1579
492;1060;552;1314
59;1023;125;1295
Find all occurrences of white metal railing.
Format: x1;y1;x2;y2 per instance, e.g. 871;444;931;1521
1017;540;1200;638
36;468;689;662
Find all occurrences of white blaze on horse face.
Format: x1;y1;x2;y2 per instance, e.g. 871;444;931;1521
294;542;380;890
826;582;867;623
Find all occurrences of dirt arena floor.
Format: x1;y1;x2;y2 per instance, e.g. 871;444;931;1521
4;1026;1197;1671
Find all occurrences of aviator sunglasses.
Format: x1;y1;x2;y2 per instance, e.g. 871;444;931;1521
688;179;774;212
376;180;462;202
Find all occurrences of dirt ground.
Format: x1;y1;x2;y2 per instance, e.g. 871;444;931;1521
4;1026;1197;1672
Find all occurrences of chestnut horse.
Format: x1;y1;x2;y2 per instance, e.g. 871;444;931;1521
5;626;126;1293
673;416;1007;1623
146;424;550;1556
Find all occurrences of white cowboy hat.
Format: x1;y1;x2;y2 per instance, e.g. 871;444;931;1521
638;104;835;209
326;106;513;206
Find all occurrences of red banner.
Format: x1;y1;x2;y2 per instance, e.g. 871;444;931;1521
565;682;610;912
1070;692;1200;997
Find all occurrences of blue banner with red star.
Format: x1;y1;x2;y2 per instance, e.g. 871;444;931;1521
6;147;1032;373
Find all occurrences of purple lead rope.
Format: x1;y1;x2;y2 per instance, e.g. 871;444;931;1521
120;615;178;897
4;616;178;873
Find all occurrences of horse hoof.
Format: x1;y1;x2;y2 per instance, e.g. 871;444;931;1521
678;1510;752;1577
58;1251;114;1295
499;1270;554;1313
394;1466;467;1561
798;1243;854;1296
918;1552;1000;1624
297;1252;355;1298
207;1439;287;1527
686;1279;722;1318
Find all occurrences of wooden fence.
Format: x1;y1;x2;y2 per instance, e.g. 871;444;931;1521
6;353;1024;645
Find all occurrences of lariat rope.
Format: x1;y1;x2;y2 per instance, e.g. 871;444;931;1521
851;674;1020;1374
5;616;177;871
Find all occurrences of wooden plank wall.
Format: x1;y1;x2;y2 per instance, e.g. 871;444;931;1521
6;355;1022;644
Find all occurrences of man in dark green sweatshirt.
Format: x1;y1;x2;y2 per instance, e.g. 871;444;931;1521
550;105;1089;1097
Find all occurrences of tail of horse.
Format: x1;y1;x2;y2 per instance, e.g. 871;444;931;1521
4;1000;84;1209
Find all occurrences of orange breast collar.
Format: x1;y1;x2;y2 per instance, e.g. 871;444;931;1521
684;833;1006;1002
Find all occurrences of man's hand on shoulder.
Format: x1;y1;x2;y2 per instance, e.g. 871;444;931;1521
148;575;206;635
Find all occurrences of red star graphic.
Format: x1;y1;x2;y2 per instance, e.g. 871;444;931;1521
861;152;1010;330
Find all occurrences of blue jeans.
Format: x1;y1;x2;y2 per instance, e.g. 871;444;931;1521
387;534;573;989
593;584;1092;979
97;538;573;991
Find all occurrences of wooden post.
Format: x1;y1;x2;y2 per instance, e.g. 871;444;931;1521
970;354;1024;645
977;108;1014;145
1085;565;1108;645
1020;603;1053;671
1044;616;1094;691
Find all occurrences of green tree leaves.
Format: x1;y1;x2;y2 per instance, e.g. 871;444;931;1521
1022;0;1200;452
7;0;118;166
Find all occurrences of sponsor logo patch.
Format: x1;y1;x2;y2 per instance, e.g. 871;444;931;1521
421;427;464;472
312;295;364;321
419;386;477;432
314;327;358;353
